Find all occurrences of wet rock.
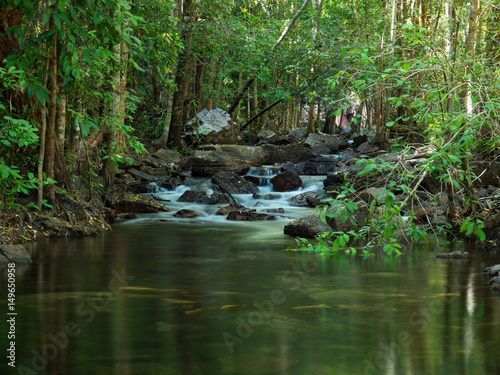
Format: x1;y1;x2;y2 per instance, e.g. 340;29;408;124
327;140;351;153
281;161;299;174
174;209;198;218
243;175;260;185
184;108;243;145
295;158;339;175
227;210;277;221
150;148;181;164
0;245;32;264
192;145;268;176
262;145;315;164
284;214;332;238
435;251;469;259
270;171;303;192
215;202;246;215
290;190;331;207
211;171;259;194
107;192;171;213
115;213;137;220
252;193;281;200
484;264;500;279
490;276;500;290
177;190;230;204
161;176;185;191
263;208;285;214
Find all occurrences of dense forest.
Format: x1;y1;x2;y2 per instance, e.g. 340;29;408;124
1;0;500;249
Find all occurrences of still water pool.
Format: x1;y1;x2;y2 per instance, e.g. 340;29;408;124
1;219;500;374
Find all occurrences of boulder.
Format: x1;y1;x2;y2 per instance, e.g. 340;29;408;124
227;210;277;221
261;145;315;164
436;251;469;259
127;168;159;182
470;161;500;188
106;192;171;213
325;203;372;232
357;141;379;154
327;140;351;153
358;187;386;204
184;108;243;145
304;132;339;150
284;214;332;238
287;127;307;142
215;202;246;215
323;172;345;191
192;145;267;176
174;209;198;218
351;133;368;147
161;176;185;191
295;158;339;175
258;130;277;142
490;276;500;290
484;264;500;279
270;171;303;192
0;245;32;264
290;190;331;207
177;190;230;204
211;171;259;194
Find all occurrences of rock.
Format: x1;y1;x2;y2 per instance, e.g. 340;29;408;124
284;214;332;238
184;108;243;145
270;171;303;192
290;190;331;207
325;203;372;232
287;127;307;142
258;130;277;142
0;245;32;264
177;190;230;204
211;171;259;194
116;213;138;220
484;264;500;279
227;210;277;221
413;207;437;223
243;131;260;145
304;132;339;150
252;193;281;200
323;172;345;190
161;176;185;191
215;202;246;215
261;145;315;164
295;158;339;175
192;145;268;176
351;133;367;147
436;251;469;259
0;253;9;264
470;161;500;188
358;187;386;204
127;168;159;182
356;141;379;154
490;276;500;290
107;192;171;213
263;208;285;214
281;161;299;174
150;148;181;163
174;209;198;218
326;140;351;153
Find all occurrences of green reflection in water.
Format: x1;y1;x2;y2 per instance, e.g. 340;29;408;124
0;221;499;375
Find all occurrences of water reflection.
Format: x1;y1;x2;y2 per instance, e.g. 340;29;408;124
0;223;499;375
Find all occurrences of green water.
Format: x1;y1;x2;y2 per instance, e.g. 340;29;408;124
1;220;500;374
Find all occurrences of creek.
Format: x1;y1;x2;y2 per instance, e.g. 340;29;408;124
1;167;500;374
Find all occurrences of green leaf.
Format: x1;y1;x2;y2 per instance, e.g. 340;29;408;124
383;223;394;238
361;53;368;64
341;47;346;58
477;227;485;242
334;109;341;116
465;222;474;237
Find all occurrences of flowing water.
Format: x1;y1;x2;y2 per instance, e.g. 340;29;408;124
1;168;500;375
